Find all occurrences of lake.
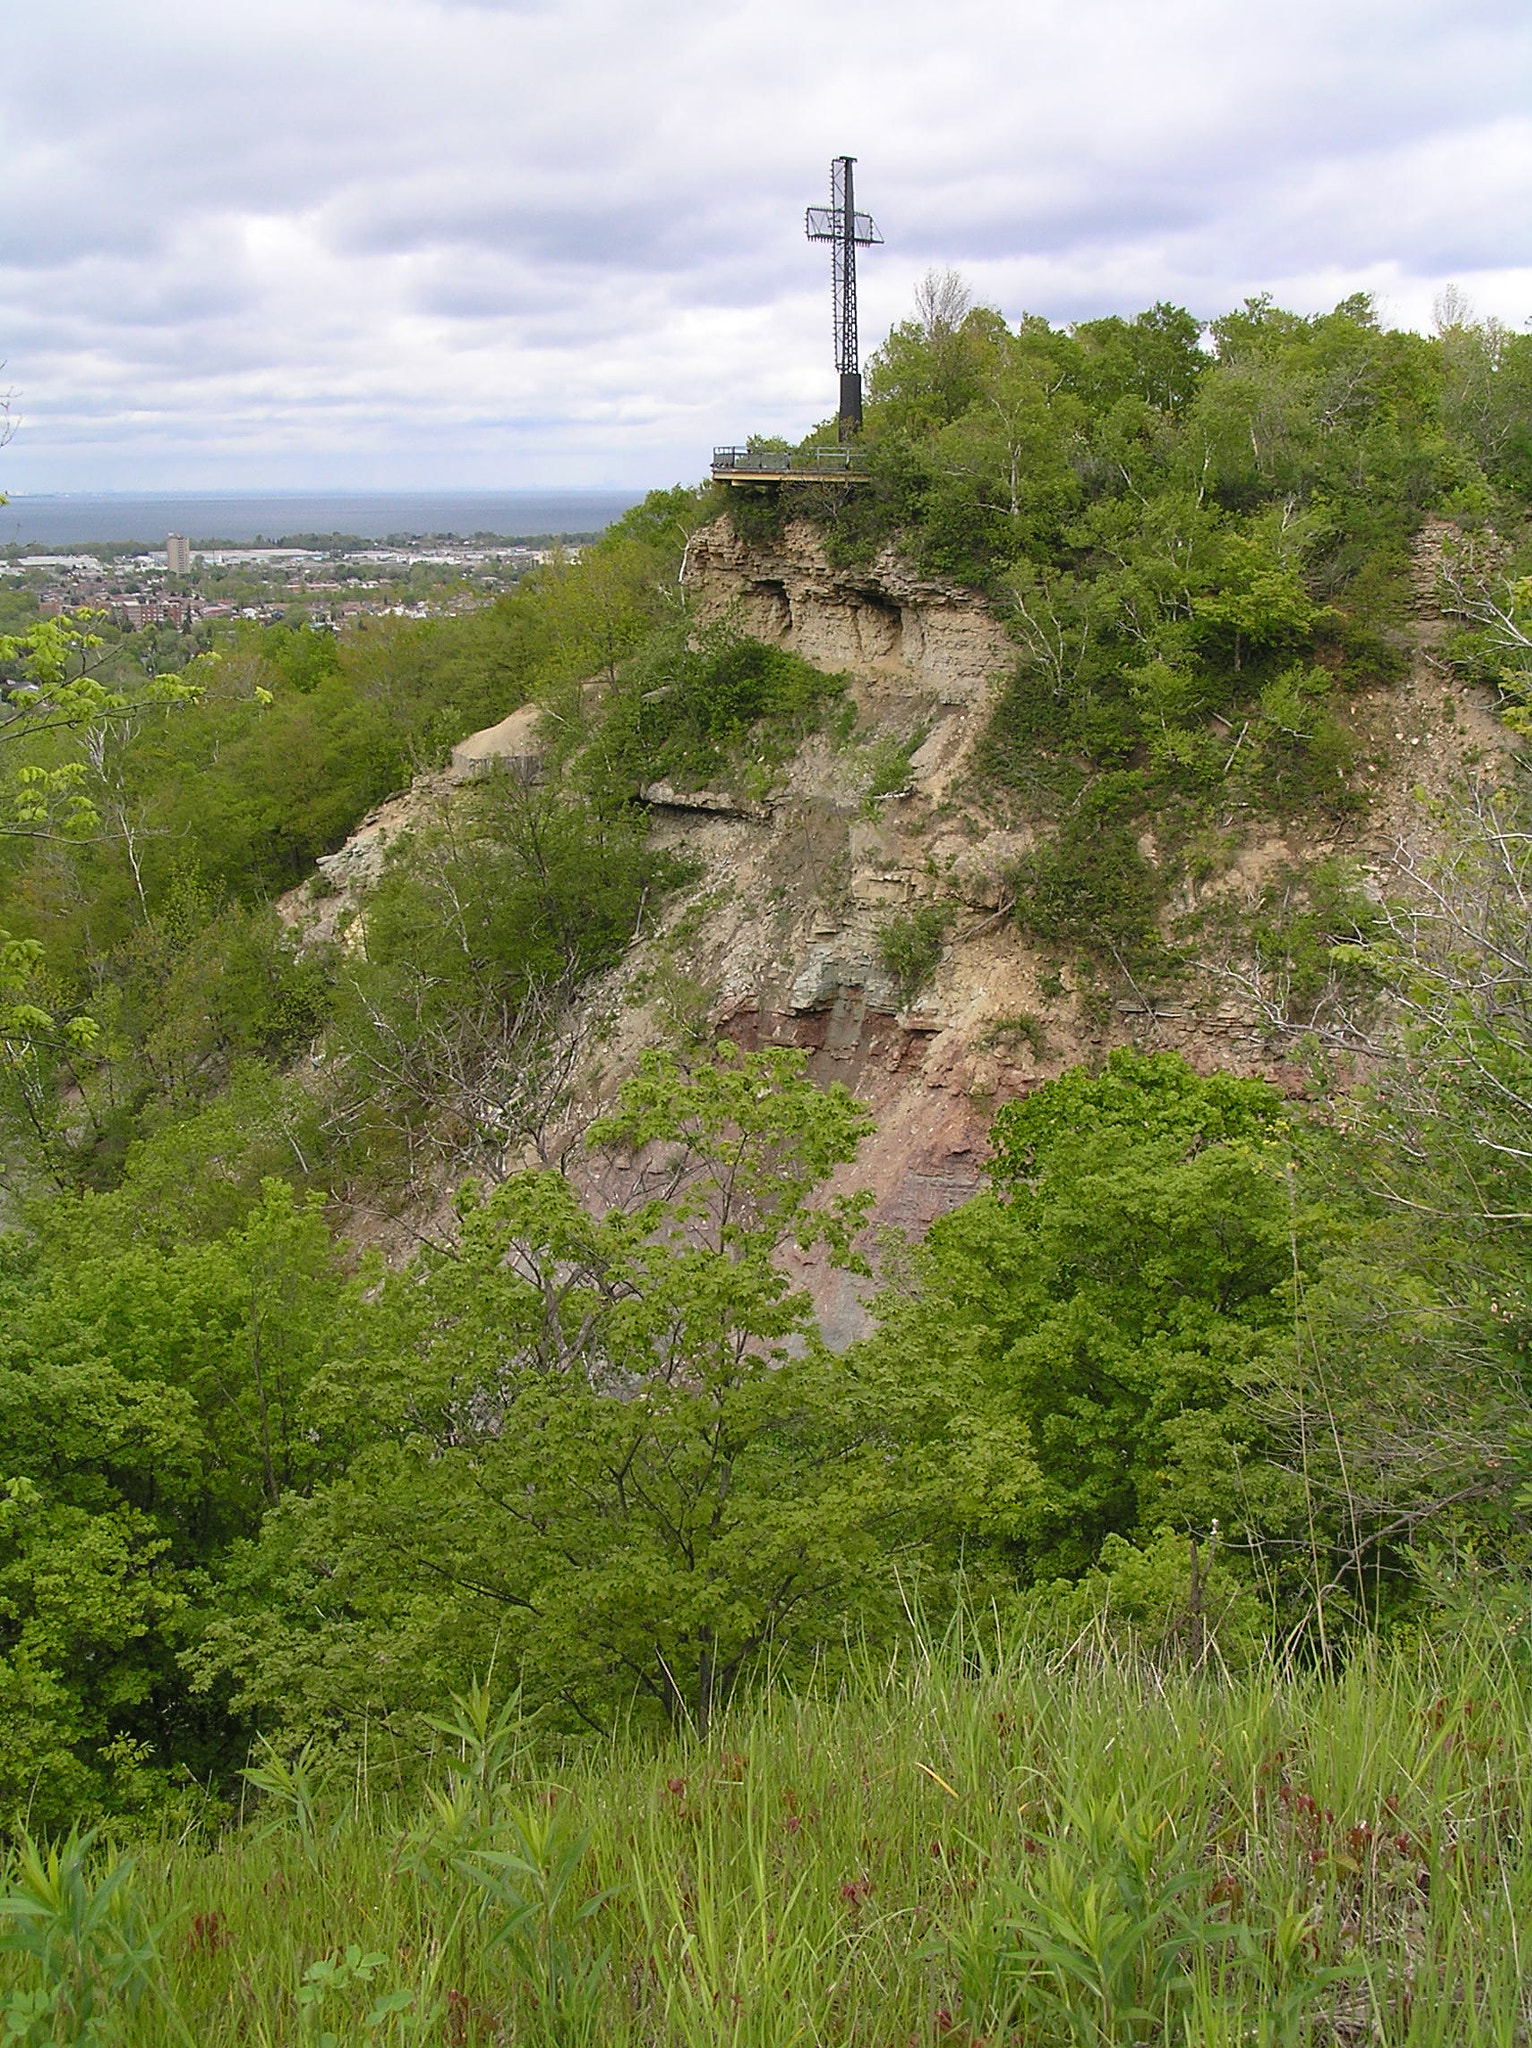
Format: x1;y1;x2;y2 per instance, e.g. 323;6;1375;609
0;489;650;548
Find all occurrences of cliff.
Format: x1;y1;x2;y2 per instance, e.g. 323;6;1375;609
543;517;1499;1338
291;514;1509;1341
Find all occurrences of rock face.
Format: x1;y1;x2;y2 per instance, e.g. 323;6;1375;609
574;515;1511;1345
683;516;1013;710
640;781;773;823
293;513;1513;1342
450;703;545;783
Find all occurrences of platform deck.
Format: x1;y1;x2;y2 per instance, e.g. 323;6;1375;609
710;446;869;486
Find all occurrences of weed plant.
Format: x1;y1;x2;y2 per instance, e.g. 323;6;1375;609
877;902;954;999
860;726;927;807
5;1622;1531;2045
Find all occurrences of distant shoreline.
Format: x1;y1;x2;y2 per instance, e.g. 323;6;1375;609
0;488;651;548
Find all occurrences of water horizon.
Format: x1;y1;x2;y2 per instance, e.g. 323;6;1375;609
0;487;653;548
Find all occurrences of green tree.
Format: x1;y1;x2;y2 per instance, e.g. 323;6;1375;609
325;772;686;1195
0;614;198;1062
0;1175;350;1819
1283;772;1532;1614
196;1048;915;1741
869;1051;1305;1592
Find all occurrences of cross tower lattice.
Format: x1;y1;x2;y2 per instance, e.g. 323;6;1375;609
805;156;882;441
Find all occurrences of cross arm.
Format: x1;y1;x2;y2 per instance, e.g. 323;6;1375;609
805;207;883;245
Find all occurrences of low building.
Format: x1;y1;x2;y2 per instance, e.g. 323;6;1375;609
109;595;196;630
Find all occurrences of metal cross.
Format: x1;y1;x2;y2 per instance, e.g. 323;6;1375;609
806;157;882;440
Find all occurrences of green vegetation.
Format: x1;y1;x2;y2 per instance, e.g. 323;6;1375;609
0;492;727;1191
327;778;692;1198
5;294;1532;2041
195;1047;883;1748
868;1049;1305;1608
1009;775;1168;979
5;1630;1532;2045
859;723;925;805
876;900;953;998
757;283;1530;981
582;620;847;799
0;488;879;1823
6;825;1532;1830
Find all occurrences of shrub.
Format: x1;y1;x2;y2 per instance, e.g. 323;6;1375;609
588;622;847;798
1011;778;1170;978
861;727;926;806
877;901;953;998
724;485;789;549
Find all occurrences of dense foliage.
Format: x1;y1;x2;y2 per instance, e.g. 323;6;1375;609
582;620;848;799
2;292;1532;1871
6;1632;1531;2047
762;285;1532;978
0;497;704;1192
4;936;1530;1826
873;1055;1301;1589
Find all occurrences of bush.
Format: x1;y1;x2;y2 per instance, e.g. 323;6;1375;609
1011;778;1170;977
724;485;790;549
587;622;847;799
877;902;953;998
861;727;925;805
1246;856;1379;1025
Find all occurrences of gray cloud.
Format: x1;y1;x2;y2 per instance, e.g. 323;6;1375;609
3;0;1530;489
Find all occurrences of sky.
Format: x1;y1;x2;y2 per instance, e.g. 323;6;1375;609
4;0;1531;494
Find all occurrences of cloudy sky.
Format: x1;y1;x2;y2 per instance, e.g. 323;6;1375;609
4;0;1530;494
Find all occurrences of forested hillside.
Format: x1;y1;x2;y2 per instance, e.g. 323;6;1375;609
4;286;1532;2042
745;284;1530;980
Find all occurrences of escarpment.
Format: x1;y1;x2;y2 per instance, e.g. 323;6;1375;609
581;515;1508;1342
292;513;1510;1341
682;514;1012;712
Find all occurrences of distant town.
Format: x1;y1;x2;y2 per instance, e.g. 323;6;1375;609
0;530;585;634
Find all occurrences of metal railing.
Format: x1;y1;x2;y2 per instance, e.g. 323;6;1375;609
710;445;867;477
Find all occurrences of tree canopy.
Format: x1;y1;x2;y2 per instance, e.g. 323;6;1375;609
4;297;1532;1828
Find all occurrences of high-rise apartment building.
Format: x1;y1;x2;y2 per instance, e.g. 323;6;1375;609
165;533;192;578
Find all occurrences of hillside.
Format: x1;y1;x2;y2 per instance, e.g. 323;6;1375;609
286;506;1508;1340
8;1627;1529;2047
5;288;1532;1845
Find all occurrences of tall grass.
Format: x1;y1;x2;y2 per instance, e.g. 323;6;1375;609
4;1624;1531;2044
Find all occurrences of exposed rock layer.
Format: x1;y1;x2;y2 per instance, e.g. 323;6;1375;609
595;517;1509;1341
290;515;1511;1343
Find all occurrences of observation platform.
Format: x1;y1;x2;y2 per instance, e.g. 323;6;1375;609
710;445;869;485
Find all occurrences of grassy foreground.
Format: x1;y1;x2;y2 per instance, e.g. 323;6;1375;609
4;1625;1532;2046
